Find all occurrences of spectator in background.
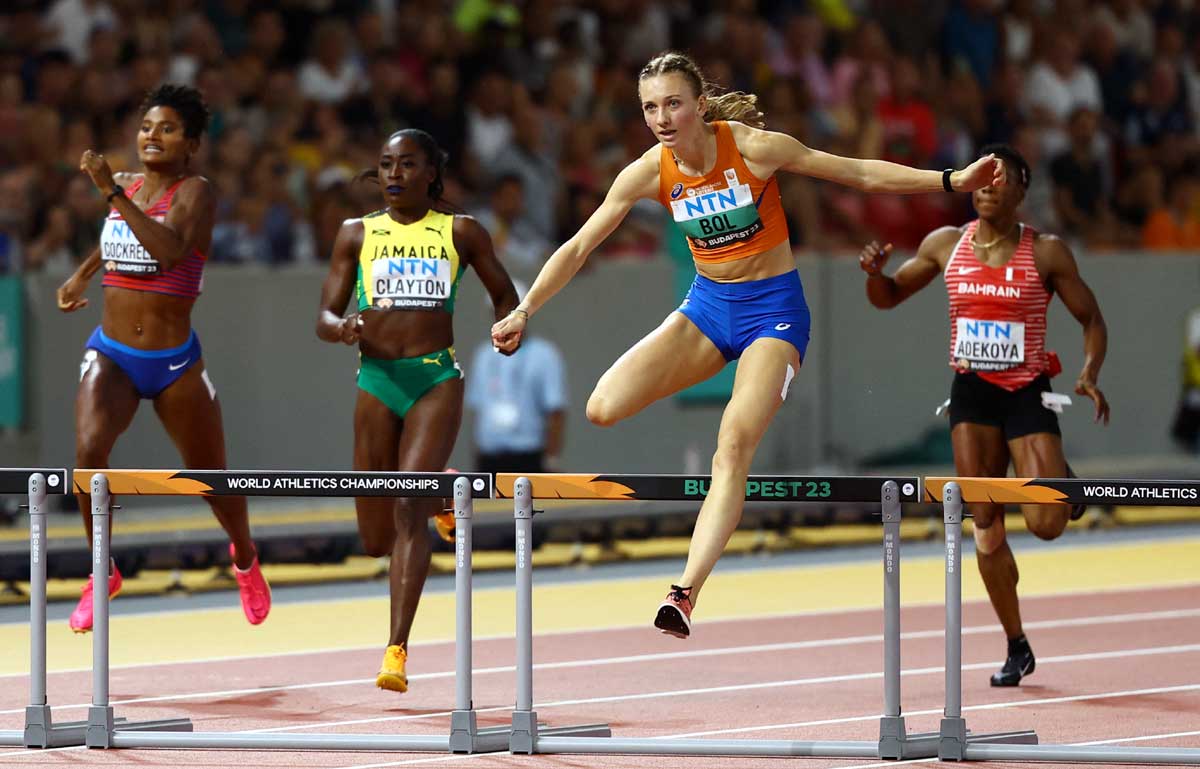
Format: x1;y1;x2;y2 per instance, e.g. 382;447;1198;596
1142;170;1200;250
767;13;834;106
23;175;104;273
1094;0;1156;63
1085;16;1144;128
42;0;116;64
298;19;366;105
830;19;891;107
942;0;1001;90
1124;57;1195;168
491;103;561;243
472;174;550;270
467;281;567;474
1050;107;1126;248
1000;0;1037;66
1024;29;1103;152
982;60;1027;146
465;70;514;169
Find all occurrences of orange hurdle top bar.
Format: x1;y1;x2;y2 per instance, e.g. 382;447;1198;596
73;469;493;498
495;473;919;502
924;477;1200;506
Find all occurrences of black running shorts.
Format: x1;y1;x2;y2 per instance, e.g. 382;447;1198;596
948;372;1061;440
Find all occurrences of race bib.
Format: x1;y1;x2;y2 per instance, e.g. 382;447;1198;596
669;170;764;249
370;256;453;311
100;216;161;275
954;318;1025;371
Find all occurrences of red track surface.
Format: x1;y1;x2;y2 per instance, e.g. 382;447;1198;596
2;585;1198;768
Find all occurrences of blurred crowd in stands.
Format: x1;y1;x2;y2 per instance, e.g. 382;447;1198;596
2;0;1200;276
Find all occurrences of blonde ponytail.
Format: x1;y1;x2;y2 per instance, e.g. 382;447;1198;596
639;51;766;129
703;90;765;129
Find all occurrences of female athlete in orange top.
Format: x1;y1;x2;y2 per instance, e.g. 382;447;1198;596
491;51;1004;638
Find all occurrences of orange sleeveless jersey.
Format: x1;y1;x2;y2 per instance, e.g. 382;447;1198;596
657;121;790;264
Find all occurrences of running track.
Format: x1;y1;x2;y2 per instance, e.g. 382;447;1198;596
1;534;1197;768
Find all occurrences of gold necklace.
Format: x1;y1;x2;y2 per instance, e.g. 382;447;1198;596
972;224;1016;252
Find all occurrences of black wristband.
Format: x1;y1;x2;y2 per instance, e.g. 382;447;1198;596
105;185;125;203
942;169;954;193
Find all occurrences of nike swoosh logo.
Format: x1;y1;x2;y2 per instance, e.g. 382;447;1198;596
957;267;983;274
168;359;190;371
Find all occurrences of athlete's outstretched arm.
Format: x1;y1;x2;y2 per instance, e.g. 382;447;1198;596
56;246;102;312
454;215;519;353
79;151;214;270
859;227;959;308
1038;234;1110;424
491;155;658;353
316;219;365;345
738;128;1004;194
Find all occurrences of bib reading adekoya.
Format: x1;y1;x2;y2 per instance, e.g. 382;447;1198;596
357;209;464;313
954;317;1026;371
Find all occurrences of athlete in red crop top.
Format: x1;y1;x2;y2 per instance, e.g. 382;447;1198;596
56;84;270;632
859;144;1109;687
491;50;1004;640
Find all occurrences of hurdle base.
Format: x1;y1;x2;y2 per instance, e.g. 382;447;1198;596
449;710;511;754
86;707;194;749
21;707;143;748
509;710;611;753
879;716;944;759
939;717;968;761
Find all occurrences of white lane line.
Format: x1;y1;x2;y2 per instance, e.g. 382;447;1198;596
816;729;1200;769
674;683;1200;739
3;684;1197;763
330;711;1200;769
236;644;1200;734
4;606;1197;716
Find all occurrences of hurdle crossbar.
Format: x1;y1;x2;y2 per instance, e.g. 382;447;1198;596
71;468;540;754
933;478;1200;765
0;469;87;749
501;472;1014;759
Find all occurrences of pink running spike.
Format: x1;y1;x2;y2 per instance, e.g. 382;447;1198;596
229;543;271;625
68;566;123;634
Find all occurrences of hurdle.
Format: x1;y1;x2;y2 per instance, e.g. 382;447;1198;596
930;477;1200;764
497;472;1034;758
0;469;83;749
71;467;535;753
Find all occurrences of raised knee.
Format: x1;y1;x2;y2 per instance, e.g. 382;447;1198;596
585;394;619;427
1026;514;1066;541
972;519;1006;554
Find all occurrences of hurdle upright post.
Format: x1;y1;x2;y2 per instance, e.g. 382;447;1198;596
19;472;78;748
938;481;969;760
448;476;510;753
86;473;115;748
877;479;913;758
510;476;538;753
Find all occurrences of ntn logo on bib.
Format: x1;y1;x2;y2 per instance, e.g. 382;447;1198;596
954;317;1025;371
669;180;763;246
371;256;453;310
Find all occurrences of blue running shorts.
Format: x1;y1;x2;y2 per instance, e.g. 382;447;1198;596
678;270;811;362
84;327;202;398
